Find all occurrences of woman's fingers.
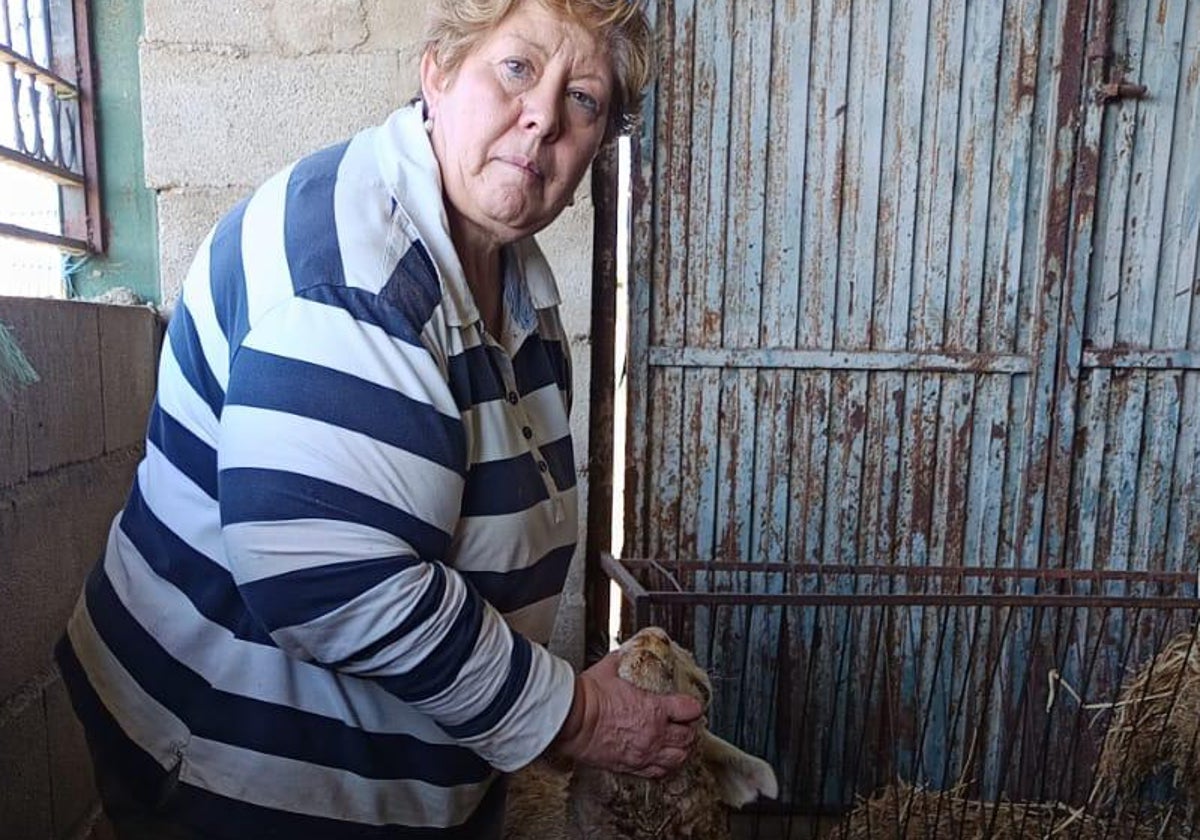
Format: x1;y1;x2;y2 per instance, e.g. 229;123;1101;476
662;719;698;749
663;693;704;724
625;745;691;778
552;658;705;776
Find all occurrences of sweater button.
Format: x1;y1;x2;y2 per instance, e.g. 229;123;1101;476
522;426;533;440
507;391;519;404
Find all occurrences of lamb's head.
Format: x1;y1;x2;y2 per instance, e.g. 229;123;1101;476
617;626;712;708
616;627;779;808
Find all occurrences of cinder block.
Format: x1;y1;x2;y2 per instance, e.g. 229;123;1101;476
548;545;587;671
156;187;248;307
0;298;105;474
0;454;138;699
264;0;369;57
99;305;163;453
548;477;589;670
0;692;53;840
362;2;425;69
143;0;274;49
46;676;100;837
542;189;596;341
0;381;29;487
143;0;420;70
140;46;405;188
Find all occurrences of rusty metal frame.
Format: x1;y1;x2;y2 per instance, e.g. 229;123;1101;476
605;549;1200;821
71;0;101;253
611;556;1200;583
621;0;658;568
604;552;1200;629
584;141;621;664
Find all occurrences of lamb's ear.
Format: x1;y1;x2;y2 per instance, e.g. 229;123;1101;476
699;730;779;807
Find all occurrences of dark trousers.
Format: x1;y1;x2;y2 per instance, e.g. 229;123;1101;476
89;743;203;840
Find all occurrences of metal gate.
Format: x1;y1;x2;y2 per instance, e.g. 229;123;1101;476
595;0;1200;809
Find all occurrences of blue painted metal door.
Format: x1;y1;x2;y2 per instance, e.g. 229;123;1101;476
620;0;1200;805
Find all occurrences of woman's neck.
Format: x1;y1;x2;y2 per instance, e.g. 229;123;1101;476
449;212;504;338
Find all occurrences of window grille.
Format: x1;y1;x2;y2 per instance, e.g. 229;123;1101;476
0;0;100;278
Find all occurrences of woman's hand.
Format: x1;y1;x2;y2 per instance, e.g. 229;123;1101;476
551;650;704;778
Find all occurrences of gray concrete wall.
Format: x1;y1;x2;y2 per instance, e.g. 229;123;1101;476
0;298;162;840
139;0;595;667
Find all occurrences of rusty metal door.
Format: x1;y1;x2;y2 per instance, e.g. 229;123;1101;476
1056;0;1200;579
614;0;1200;792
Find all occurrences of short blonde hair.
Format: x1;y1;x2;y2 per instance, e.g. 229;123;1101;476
421;0;653;136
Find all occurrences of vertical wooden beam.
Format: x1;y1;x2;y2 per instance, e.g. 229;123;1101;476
73;0;103;253
584;142;620;665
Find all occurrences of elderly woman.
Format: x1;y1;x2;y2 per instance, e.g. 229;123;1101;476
54;0;703;837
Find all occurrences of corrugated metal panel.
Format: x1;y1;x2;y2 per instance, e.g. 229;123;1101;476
628;0;1076;569
1067;0;1200;578
619;0;1198;808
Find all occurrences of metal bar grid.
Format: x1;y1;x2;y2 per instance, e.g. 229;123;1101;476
604;553;1200;839
612;557;1200;585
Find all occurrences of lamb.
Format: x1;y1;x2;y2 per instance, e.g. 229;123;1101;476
503;626;778;839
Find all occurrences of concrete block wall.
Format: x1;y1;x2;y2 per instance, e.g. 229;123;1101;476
140;0;597;666
0;298;162;839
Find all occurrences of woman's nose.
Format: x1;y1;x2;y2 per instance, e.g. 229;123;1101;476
521;84;562;141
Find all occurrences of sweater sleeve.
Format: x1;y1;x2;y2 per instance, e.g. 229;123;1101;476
217;285;574;771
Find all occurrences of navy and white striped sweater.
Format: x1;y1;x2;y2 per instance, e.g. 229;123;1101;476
57;102;579;838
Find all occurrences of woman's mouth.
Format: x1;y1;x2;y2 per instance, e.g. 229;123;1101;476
498;155;544;179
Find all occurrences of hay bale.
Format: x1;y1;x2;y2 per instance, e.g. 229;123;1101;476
1093;629;1200;811
829;784;1185;839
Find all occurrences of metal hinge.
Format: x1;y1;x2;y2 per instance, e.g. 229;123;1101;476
1098;79;1149;104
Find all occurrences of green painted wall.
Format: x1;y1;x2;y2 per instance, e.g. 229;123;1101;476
70;0;159;303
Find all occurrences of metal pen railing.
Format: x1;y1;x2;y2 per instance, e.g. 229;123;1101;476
604;554;1200;839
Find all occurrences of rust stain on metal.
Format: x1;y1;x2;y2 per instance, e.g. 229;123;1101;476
944;393;974;557
845;401;867;440
1016;26;1039;102
1024;0;1093;569
908;396;935;539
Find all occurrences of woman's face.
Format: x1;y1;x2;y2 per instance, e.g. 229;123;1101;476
421;1;614;250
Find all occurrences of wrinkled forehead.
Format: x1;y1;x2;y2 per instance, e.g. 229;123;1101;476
487;1;612;76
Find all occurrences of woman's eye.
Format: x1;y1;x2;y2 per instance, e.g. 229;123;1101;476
502;58;531;79
569;90;599;114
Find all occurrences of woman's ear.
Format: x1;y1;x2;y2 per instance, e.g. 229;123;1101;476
419;49;445;113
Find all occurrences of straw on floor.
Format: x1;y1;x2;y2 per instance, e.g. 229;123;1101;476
829;783;1187;839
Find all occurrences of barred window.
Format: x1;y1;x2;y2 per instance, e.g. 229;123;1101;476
0;0;99;297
